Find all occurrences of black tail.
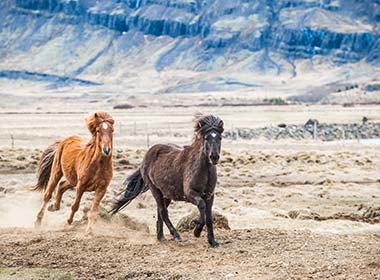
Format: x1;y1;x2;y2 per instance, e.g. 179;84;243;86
31;142;59;192
110;169;149;214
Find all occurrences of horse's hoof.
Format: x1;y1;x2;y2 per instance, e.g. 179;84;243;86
209;240;220;248
34;220;41;228
64;221;72;228
85;230;94;237
173;235;182;242
47;204;58;212
157;236;166;242
193;227;202;238
66;219;73;225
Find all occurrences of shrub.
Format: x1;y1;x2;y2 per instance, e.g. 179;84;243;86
263;97;287;105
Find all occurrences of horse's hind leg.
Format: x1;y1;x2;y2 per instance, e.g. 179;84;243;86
35;167;63;227
48;180;73;212
151;186;180;241
157;198;171;241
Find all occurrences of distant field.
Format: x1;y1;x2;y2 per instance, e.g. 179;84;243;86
1;104;380;149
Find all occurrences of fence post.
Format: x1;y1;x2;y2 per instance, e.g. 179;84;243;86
313;121;317;140
356;128;360;143
11;135;14;149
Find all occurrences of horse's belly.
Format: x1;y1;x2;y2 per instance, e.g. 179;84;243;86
152;176;185;201
161;184;185;201
61;161;78;186
59;138;83;186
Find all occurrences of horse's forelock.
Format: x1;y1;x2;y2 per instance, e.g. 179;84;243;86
194;114;224;136
86;111;114;135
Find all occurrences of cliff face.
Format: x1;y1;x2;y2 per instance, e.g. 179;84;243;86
1;0;380;94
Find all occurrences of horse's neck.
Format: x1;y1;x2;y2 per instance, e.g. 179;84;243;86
86;137;100;158
85;137;111;166
185;140;216;191
187;139;211;172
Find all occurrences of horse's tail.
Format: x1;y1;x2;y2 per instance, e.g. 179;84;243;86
31;142;59;192
110;169;149;214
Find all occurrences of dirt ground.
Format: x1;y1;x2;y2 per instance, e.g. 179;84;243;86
1;146;380;279
1;227;380;280
1;108;380;279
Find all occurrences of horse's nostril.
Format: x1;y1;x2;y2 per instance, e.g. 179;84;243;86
210;154;220;162
103;147;111;155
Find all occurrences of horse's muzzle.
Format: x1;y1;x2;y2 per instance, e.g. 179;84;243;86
102;147;112;156
210;154;220;165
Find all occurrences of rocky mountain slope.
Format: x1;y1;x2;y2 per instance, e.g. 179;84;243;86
1;0;380;99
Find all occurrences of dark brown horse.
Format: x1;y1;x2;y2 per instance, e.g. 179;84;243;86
33;111;114;233
111;113;223;247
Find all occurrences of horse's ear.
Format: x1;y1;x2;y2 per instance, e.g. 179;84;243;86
218;119;224;133
94;112;99;119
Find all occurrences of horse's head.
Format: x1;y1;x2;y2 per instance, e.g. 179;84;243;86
86;111;115;157
194;113;224;165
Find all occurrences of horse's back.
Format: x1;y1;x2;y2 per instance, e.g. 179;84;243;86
60;135;85;155
144;143;182;163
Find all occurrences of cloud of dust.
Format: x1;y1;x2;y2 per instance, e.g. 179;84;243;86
0;191;41;227
0;190;68;228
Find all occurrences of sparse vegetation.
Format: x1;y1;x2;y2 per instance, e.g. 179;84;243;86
263;97;287;105
336;84;359;93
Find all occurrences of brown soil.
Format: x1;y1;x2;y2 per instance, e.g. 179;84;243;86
2;147;380;279
1;227;380;280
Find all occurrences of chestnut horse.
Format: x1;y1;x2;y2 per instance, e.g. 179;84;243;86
111;114;223;247
33;111;114;233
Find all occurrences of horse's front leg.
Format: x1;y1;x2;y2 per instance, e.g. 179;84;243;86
86;187;107;234
187;190;206;238
205;194;219;248
67;182;85;225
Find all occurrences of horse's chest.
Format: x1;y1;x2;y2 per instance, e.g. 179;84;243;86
192;176;212;192
81;162;112;190
186;170;215;194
